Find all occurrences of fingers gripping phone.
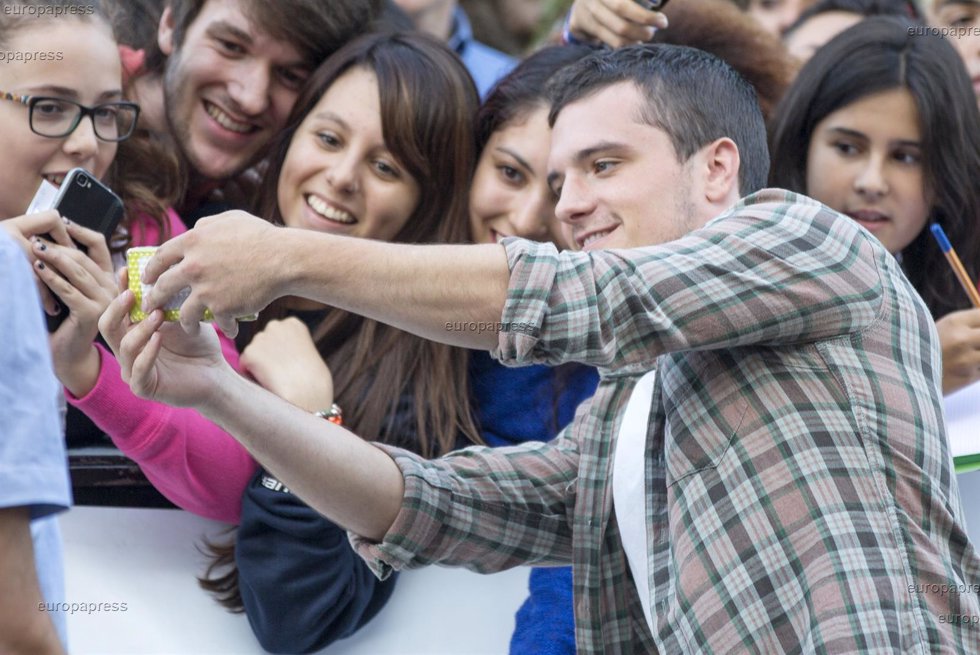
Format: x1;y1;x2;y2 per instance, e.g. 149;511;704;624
41;168;124;331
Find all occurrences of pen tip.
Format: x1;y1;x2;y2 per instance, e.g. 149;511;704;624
930;223;952;252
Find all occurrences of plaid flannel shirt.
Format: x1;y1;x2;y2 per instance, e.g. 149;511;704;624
353;190;980;653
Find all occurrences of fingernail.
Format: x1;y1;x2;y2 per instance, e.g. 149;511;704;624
35;240;47;251
63;216;71;225
36;260;46;270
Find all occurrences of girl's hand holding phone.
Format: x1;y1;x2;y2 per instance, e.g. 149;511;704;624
31;222;117;397
240;317;335;413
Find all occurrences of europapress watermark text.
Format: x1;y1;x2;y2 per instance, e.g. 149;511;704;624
908;25;980;38
2;3;95;17
38;600;128;615
0;51;64;63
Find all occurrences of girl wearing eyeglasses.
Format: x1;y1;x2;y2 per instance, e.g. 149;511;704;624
0;0;194;434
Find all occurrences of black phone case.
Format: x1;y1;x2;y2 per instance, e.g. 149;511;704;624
45;169;124;332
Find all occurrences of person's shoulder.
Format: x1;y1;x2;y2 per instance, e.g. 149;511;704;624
725;188;856;231
733;188;822;213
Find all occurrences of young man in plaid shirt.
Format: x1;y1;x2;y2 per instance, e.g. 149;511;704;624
104;45;980;653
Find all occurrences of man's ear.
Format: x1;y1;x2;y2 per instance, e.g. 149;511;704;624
158;6;176;57
701;137;741;203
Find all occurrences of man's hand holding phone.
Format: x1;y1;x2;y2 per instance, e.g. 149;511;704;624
568;0;669;48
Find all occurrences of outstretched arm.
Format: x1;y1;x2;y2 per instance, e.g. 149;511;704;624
140;211;509;346
100;291;405;540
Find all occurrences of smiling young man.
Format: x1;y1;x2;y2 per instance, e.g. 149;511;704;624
103;45;980;653
124;0;379;220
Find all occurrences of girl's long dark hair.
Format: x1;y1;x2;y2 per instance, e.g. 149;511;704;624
200;31;482;612
769;16;980;318
253;31;481;456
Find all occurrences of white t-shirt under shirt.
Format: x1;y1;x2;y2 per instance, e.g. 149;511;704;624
611;368;658;635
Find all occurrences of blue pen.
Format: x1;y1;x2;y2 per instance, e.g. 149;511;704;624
930;223;980;308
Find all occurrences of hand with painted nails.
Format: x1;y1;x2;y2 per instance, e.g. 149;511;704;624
568;0;669;47
31;222;116;397
139;210;282;339
99;268;231;409
1;210;74;315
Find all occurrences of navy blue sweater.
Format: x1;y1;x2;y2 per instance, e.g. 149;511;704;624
236;468;399;653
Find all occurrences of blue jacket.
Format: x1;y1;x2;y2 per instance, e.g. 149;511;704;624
470;351;598;655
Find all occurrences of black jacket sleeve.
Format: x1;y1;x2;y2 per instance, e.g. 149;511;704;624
235;468;398;654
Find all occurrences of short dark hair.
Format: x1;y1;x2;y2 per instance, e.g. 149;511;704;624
547;44;769;196
769;16;980;318
650;0;794;121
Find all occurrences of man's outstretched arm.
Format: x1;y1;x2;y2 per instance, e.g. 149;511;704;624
100;293;405;541
141;211;510;346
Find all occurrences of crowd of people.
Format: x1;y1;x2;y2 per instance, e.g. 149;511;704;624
3;0;980;653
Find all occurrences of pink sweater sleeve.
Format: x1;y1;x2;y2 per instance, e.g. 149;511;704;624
66;208;256;524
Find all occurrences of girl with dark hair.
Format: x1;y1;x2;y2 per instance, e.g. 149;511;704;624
468;44;600;655
66;31;483;653
770;16;980;393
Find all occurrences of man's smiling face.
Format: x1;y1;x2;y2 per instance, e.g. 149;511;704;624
549;81;700;251
159;0;311;182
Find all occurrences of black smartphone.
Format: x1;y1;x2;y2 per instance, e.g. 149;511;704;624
45;168;124;331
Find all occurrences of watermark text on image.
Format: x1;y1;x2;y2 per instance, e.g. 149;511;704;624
0;51;63;63
38;601;128;615
2;4;95;17
908;25;980;38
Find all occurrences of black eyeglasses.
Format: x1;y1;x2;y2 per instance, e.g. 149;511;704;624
0;90;140;142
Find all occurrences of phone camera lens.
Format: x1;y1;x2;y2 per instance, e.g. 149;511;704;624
76;174;89;187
